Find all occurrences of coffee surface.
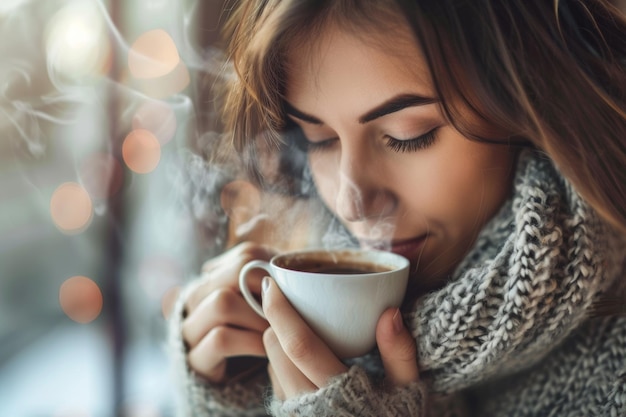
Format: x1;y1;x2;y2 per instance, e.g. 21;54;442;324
280;258;391;274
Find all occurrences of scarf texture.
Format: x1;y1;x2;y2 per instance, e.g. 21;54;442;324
406;149;623;393
168;149;626;416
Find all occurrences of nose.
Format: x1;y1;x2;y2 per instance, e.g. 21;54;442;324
334;150;396;223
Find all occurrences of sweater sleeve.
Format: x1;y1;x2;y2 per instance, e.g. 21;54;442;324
167;278;270;417
267;365;428;417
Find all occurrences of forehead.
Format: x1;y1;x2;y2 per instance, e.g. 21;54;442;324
285;22;433;107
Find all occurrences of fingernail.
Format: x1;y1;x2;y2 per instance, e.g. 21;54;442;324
392;308;404;333
262;276;271;296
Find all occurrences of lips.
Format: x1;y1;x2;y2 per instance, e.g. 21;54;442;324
358;235;428;260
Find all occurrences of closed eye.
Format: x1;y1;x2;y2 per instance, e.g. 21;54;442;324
294;129;438;153
285;121;336;153
298;136;339;153
385;128;438;153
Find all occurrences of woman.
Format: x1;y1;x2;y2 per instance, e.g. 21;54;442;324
170;1;626;416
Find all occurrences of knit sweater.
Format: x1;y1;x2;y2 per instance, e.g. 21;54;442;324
167;149;626;416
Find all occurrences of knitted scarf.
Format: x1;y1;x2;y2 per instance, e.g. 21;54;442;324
403;149;623;393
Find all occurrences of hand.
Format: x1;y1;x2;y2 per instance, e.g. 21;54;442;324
262;277;420;400
261;276;348;399
182;242;275;383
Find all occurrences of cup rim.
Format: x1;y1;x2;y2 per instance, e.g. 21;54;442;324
270;248;410;277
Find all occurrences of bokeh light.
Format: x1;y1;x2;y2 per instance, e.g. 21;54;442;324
132;100;177;145
132;60;190;99
122;129;161;174
126;28;189;98
128;29;180;79
50;182;93;233
45;1;110;79
79;152;124;199
59;276;103;324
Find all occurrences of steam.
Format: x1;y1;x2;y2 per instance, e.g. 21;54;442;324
315;164;397;252
0;0;213;148
0;0;399;266
0;0;233;288
0;59;85;157
0;0;209;183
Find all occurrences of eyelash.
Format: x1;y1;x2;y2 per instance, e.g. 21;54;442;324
384;129;438;153
300;128;438;154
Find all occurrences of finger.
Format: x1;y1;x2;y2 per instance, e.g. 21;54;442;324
188;325;265;383
184;279;215;314
201;241;274;274
183;287;269;348
186;242;276;312
376;307;419;386
262;277;348;387
264;327;316;398
185;271;263;313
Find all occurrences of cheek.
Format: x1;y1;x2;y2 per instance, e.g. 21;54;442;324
397;142;514;232
432;146;515;227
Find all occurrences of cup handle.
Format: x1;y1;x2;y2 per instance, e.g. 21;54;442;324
238;260;271;319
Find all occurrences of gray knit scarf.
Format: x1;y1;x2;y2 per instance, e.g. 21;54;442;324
401;149;623;393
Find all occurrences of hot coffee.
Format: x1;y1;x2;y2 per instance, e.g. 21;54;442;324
278;258;392;275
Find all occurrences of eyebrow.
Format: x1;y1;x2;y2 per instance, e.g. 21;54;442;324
285;93;438;125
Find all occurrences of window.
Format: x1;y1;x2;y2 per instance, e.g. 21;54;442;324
0;1;226;415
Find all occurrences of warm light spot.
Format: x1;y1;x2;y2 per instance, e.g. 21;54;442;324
79;152;124;199
132;100;177;145
161;286;180;319
59;276;103;324
128;29;180;79
50;182;93;233
132;60;190;99
45;1;110;79
122;129;161;174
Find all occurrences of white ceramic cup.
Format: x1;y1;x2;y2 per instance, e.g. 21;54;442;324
238;248;409;358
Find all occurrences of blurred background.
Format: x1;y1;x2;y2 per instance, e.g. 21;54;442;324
0;0;229;416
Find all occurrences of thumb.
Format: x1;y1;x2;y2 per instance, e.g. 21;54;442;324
376;307;419;386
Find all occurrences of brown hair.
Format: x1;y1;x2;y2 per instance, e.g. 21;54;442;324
219;0;626;233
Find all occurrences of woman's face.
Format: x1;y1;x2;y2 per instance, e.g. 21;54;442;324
285;24;517;294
